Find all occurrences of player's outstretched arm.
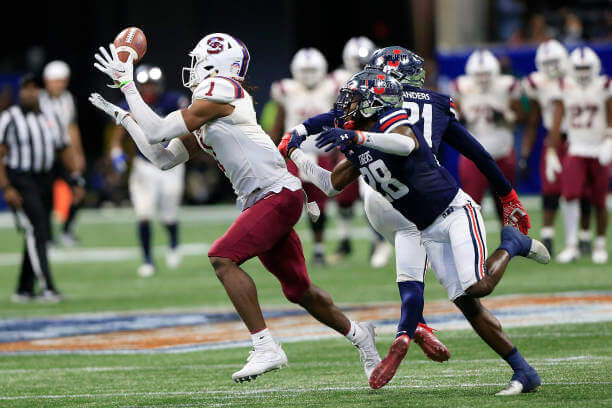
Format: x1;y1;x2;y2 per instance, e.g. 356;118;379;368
315;126;418;156
289;148;359;196
444;117;530;233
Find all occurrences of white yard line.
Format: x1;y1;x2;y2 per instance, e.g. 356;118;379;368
1;380;611;400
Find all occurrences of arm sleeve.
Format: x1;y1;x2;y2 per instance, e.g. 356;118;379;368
120;115;189;170
356;131;416;156
444;117;512;196
120;81;189;144
289;149;340;197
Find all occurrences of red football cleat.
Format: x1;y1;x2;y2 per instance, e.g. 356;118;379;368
369;334;411;389
413;323;450;363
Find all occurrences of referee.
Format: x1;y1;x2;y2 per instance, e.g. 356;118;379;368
0;74;84;302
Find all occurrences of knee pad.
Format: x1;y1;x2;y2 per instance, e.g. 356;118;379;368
542;194;560;211
309;212;327;234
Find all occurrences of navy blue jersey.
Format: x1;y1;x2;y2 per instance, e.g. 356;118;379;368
401;85;512;196
343;108;459;230
120;91;189;160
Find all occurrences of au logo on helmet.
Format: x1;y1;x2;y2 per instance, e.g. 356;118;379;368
207;37;225;54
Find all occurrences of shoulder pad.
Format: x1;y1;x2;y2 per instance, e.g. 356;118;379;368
378;108;410;132
193;76;244;103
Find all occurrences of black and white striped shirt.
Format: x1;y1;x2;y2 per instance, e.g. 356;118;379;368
0;105;67;173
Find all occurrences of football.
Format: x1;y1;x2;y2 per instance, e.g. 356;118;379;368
113;27;147;63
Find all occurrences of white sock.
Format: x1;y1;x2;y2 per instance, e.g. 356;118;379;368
338;217;350;240
345;320;365;344
579;229;592;242
314;243;325;256
251;328;275;350
541;226;554;239
562;199;579;247
594;236;606;250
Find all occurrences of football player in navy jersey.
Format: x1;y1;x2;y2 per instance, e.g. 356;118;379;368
280;68;549;395
109;65;189;277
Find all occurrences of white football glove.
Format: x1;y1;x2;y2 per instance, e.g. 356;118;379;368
93;44;134;89
89;93;129;125
545;147;563;183
599;138;612;166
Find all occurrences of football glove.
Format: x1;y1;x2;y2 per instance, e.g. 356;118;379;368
598;138;612;166
499;189;531;234
315;128;356;152
94;43;134;89
278;128;306;158
89;93;129;125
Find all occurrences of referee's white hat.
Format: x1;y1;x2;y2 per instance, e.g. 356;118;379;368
43;60;70;80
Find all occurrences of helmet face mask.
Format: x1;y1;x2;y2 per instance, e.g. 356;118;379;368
540;58;564;78
569;46;601;87
334;70;403;124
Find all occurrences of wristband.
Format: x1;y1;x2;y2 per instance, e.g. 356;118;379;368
68;172;86;188
499;188;518;204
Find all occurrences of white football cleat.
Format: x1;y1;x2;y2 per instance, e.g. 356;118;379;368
232;343;288;383
137;263;155;277
352;322;381;379
166;248;182;269
557;246;579;263
592;248;608;264
526;238;551;264
495;380;524;396
370;241;393;268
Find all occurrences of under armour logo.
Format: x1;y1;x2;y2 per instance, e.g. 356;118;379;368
340;134;350;141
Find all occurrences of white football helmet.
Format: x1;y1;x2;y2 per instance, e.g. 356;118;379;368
535;39;568;79
465;49;500;90
182;33;250;90
343;37;376;74
290;48;327;89
43;60;70;80
569;46;601;86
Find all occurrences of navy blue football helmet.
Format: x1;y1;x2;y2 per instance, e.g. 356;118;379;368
367;46;426;87
334;69;403;123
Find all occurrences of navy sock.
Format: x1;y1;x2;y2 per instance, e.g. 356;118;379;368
396;281;424;339
165;223;179;249
498;226;530;258
503;347;530;371
138;221;152;264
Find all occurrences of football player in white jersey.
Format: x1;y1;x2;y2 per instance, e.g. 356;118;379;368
109;65;189;277
329;36;392;266
90;33;380;383
452;50;522;221
521;40;592;256
269;48;336;265
40;61;86;246
547;46;612;264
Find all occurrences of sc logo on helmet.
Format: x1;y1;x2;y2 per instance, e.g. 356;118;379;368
207;37;225;54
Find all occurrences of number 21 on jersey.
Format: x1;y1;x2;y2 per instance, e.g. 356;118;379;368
403;102;433;147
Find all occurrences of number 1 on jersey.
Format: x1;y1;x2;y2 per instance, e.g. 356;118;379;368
403;102;433;147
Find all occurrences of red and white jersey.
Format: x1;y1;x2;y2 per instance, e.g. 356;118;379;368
270;78;336;157
452;74;520;159
562;75;611;158
192;76;301;210
522;72;566;132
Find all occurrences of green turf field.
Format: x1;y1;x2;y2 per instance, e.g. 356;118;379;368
0;202;610;407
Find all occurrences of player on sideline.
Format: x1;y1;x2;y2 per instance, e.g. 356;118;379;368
89;33;380;383
521;40;591;256
451;50;522;222
40;61;86;246
269;48;337;266
547;46;611;264
110;65;189;277
282;69;549;395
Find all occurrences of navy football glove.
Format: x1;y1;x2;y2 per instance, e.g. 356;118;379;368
315;128;356;152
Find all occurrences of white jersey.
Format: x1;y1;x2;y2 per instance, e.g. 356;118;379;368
452;75;520;159
561;75;611;158
270;78;336;157
192;76;301;210
329;68;354;91
39;90;76;144
522;72;566;132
